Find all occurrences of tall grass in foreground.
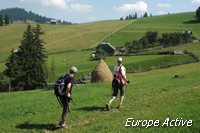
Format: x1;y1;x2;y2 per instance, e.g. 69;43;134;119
0;62;199;132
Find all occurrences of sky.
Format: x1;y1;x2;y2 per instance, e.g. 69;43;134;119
0;0;200;23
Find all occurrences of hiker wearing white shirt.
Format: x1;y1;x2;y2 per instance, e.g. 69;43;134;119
106;57;129;110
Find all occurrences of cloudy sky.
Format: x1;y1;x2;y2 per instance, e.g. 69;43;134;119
1;0;200;23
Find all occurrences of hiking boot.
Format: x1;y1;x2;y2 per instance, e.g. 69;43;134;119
59;121;68;128
118;104;123;109
106;103;111;111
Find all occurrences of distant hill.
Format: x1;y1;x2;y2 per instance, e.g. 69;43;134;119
0;7;51;23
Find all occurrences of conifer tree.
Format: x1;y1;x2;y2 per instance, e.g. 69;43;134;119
3;49;19;90
4;15;10;25
134;13;138;19
196;6;200;21
143;12;148;18
0;15;3;26
17;24;35;90
4;24;47;90
31;24;47;88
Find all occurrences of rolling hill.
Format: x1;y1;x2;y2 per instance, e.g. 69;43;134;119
0;20;133;62
0;11;200;132
1;12;200;77
103;12;200;47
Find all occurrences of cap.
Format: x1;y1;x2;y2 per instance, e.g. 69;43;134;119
70;66;78;73
117;57;122;62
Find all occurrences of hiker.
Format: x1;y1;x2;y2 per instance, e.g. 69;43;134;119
106;57;129;110
58;66;78;128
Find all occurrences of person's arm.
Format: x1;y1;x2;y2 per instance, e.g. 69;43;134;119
66;83;72;97
121;66;127;79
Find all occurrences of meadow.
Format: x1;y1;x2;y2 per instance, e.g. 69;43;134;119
0;12;200;132
47;51;196;81
0;20;133;62
0;62;199;132
105;12;200;47
1;12;200;74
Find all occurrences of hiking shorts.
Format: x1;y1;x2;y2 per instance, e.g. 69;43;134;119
112;79;125;96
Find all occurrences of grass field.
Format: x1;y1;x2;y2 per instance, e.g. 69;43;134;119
1;12;200;73
0;62;199;132
46;51;196;82
0;12;200;132
104;12;200;47
146;42;200;59
0;20;133;61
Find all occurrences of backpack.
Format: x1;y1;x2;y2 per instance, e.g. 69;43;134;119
114;66;127;86
54;74;71;97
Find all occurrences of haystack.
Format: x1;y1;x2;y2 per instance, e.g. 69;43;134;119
91;59;113;83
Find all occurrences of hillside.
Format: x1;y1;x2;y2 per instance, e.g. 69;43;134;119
105;12;200;47
0;7;51;23
0;20;133;62
0;62;199;132
1;12;200;75
0;11;200;132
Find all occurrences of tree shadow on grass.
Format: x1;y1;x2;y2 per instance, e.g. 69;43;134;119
75;106;108;112
183;20;200;24
16;123;60;131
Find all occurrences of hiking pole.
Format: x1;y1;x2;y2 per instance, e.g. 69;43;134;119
56;96;63;107
71;98;76;106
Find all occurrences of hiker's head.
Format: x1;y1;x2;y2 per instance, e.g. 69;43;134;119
117;57;122;65
69;66;78;75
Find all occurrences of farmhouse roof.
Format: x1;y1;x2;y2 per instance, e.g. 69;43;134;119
97;42;116;55
98;42;116;50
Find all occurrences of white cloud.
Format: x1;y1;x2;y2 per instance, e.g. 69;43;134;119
157;3;171;8
89;16;96;21
114;1;148;13
70;3;93;12
19;0;36;4
192;0;200;5
19;0;68;9
158;11;167;15
42;0;67;9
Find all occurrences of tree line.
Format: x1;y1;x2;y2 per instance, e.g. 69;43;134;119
124;31;193;53
0;7;72;24
120;12;152;20
121;5;200;21
0;7;51;23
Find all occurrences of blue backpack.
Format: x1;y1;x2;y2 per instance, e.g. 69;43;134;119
54;74;71;97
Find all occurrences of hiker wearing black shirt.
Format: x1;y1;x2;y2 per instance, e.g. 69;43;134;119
59;66;78;128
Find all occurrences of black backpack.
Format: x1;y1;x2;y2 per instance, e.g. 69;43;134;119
54;74;71;97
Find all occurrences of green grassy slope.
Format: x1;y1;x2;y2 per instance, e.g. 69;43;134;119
0;12;200;133
106;12;200;47
0;12;200;72
46;52;195;81
0;20;133;61
148;42;200;59
0;62;199;132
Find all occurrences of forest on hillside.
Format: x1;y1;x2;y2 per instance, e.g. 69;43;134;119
0;7;51;23
0;7;72;24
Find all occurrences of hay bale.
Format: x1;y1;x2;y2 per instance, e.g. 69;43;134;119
91;59;113;83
